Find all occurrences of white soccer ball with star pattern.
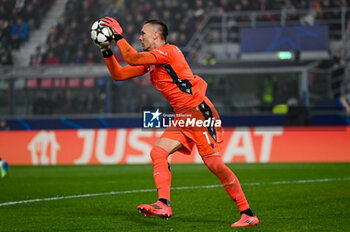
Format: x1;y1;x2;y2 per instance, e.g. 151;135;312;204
90;20;114;46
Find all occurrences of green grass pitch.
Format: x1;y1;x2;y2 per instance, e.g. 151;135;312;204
0;163;349;232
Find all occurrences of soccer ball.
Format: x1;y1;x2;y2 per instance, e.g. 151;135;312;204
90;20;114;46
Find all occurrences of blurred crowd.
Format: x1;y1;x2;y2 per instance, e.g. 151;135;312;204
0;0;54;66
30;0;103;66
29;78;165;115
0;0;348;66
32;89;106;115
36;0;350;65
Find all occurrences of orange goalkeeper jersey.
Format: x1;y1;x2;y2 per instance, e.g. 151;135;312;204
139;44;207;108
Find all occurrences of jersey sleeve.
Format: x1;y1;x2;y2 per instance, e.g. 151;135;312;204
104;55;148;81
149;47;171;64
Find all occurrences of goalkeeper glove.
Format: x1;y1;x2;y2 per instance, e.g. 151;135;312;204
91;39;113;58
98;43;113;58
96;43;110;52
100;16;124;43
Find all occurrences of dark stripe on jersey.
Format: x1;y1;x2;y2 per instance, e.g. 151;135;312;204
162;64;193;95
198;100;217;142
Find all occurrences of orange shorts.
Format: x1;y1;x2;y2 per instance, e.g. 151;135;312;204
161;97;223;156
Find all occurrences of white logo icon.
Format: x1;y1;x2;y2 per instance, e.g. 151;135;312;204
27;131;60;165
143;109;162;128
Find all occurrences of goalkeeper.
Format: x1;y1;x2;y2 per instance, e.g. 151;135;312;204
93;17;259;227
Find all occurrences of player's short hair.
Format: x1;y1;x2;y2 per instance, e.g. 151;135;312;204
144;19;168;42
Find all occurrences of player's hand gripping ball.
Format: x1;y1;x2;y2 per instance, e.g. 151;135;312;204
90;19;114;47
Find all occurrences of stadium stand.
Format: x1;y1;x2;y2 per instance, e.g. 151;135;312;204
0;0;55;65
18;0;348;66
0;0;349;120
0;0;348;66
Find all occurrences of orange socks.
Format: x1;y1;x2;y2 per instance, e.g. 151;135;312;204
150;147;249;212
150;146;171;201
202;155;250;212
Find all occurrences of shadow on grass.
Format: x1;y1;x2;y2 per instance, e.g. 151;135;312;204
114;209;228;226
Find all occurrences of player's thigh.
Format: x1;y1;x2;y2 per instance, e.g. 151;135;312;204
191;128;222;156
190;98;223;156
154;137;183;154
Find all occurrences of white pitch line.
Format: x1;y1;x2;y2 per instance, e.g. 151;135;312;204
1;177;349;207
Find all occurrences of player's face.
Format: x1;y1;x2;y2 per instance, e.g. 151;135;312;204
139;23;157;51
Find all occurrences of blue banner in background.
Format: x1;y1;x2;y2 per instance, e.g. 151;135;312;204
240;25;329;52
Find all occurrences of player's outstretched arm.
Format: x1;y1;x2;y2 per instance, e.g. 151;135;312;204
116;39;157;66
104;55;147;81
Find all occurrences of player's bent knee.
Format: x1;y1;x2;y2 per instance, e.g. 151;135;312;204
154;137;182;154
202;154;224;173
202;154;235;185
150;146;169;162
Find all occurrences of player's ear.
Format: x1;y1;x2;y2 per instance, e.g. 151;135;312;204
153;31;159;40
